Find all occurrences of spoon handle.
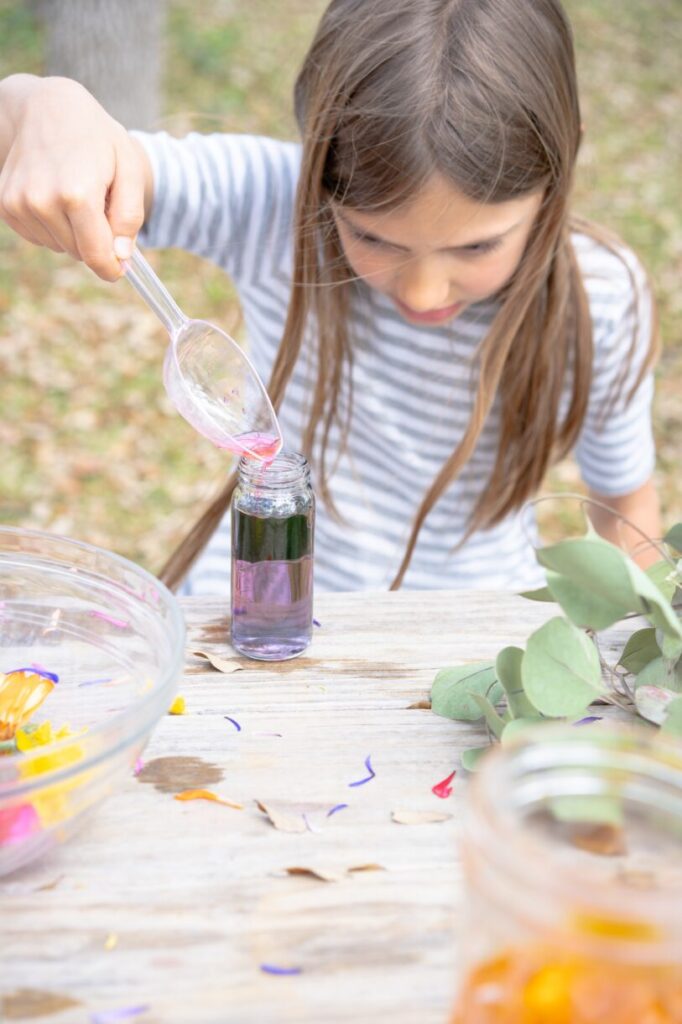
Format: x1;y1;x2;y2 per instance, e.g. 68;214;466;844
122;247;187;336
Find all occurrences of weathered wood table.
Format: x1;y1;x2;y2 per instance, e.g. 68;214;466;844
1;591;632;1024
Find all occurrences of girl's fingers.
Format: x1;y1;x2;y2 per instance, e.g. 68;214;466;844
105;141;147;260
0;209;67;254
64;193;122;281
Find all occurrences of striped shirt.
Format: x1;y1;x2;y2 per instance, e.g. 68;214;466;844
135;131;656;595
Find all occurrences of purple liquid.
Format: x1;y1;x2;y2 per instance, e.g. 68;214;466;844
231;555;313;660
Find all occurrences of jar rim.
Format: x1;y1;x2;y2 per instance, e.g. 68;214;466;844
238;449;309;488
465;722;682;960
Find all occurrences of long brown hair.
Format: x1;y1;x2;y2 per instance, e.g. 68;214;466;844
160;0;658;591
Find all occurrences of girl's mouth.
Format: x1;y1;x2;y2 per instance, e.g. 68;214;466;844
393;298;464;324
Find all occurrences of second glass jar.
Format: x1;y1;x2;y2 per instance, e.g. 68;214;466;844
230;450;314;661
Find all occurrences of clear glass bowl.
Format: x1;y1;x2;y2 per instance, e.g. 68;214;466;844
0;527;185;876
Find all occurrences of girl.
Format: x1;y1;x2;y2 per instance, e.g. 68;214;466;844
0;0;661;596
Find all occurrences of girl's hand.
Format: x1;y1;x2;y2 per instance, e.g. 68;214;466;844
0;74;151;282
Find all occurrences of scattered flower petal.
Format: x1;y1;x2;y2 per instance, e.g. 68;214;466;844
313;619;321;628
0;803;41;844
406;700;431;710
285;865;346;883
573;716;604;726
253;731;283;738
260;964;302;976
326;803;349;818
133;757;144;776
78;677;113;688
256;800;329;834
431;770;456;799
104;933;118;951
168;696;186;715
4;665;60;684
348;755;375;788
391;809;452;825
224;715;242;732
174;789;242;810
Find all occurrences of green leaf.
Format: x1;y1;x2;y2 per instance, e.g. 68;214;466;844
646;560;678;602
664;524;682;555
544;568;631;630
470;693;505;739
501;717;544;745
519;586;556;602
495;646;537;718
660;632;682;661
460;746;490;772
536;535;682;640
522;617;604;717
550;795;623;827
618;628;660;675
661;695;682;737
636;656;682;693
431;662;502;722
635;685;679;725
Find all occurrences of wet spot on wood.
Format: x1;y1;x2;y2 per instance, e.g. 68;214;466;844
2;989;81;1019
137;756;223;793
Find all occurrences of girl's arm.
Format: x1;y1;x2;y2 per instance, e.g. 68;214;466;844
0;74;152;281
588;476;662;568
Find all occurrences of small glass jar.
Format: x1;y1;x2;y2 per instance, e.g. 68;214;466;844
452;724;682;1023
230;450;314;661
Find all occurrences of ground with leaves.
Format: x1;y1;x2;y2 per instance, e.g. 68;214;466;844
0;0;680;575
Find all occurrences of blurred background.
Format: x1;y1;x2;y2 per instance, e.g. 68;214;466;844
0;0;680;578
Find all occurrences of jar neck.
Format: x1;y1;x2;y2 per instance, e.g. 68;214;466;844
464;724;682;964
237;450;309;492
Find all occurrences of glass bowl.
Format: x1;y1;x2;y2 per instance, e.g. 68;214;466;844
0;527;185;876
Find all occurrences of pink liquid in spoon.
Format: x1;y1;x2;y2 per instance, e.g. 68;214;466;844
218;431;282;463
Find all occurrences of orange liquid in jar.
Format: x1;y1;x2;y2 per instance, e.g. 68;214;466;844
451;947;682;1024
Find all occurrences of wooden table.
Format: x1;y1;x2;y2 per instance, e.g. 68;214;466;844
1;591;632;1024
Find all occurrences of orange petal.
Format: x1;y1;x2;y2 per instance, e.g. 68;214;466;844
174;789;242;810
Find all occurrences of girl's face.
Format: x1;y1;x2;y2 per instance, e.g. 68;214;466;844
332;175;543;326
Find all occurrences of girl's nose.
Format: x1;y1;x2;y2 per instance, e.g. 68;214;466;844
395;260;452;312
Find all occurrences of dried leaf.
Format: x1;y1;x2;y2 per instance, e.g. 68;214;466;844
284;862;386;883
391;809;452;825
190;648;243;674
406;700;431;710
570;823;627;856
174;789;242;810
257;799;330;833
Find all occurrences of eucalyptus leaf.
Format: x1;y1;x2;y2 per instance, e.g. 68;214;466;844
537;537;642;628
519;586;556;602
660;632;682;661
618;628;660;675
461;746;490;772
550;795;623;827
470;693;505;739
501;717;544;745
431;662;501;722
544;568;631;630
635;685;679;725
625;559;682;640
522;617;604;717
636;656;682;693
495;646;536;718
664;523;682;555
661;695;682;737
646;560;678;603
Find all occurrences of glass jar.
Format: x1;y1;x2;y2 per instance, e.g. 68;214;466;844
452;724;682;1023
230;450;314;661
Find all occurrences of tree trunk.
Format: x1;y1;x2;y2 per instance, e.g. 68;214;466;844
41;0;166;130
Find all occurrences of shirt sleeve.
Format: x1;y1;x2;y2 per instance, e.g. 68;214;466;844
573;239;656;497
130;131;299;287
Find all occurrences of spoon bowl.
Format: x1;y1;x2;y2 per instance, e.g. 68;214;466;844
123;248;282;460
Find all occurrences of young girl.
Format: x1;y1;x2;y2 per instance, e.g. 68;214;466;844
0;0;661;596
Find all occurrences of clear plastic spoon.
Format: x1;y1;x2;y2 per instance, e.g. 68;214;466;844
121;247;283;461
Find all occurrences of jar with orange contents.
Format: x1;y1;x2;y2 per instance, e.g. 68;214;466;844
451;724;682;1024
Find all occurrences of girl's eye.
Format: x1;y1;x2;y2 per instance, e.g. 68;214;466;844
460;238;503;256
353;231;388;248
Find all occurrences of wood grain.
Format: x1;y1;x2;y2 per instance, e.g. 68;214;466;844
0;590;636;1023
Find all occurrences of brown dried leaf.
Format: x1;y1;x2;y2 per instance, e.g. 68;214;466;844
406;700;431;710
391;809;452;825
570;823;627;857
190;648;243;674
284;862;387;883
256;799;330;834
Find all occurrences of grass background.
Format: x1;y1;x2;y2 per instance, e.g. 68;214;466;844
0;0;680;576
